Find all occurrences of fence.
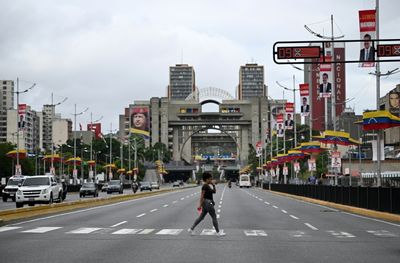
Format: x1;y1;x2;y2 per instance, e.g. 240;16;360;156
263;184;400;214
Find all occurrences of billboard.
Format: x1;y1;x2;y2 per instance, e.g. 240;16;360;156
270;104;285;135
319;49;332;98
18;104;27;130
299;84;310;116
331;151;341;168
389;91;400;117
130;106;150;137
359;10;376;67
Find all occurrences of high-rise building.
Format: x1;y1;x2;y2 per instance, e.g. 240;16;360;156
0;80;14;142
168;64;196;100
39;104;56;151
7;105;40;153
53;118;73;147
238;64;266;100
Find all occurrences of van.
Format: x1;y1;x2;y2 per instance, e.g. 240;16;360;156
239;174;251;188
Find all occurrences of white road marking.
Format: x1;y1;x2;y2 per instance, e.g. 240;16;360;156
200;229;224;236
156;229;183;235
218;205;222;208
272;205;278;209
180;197;185;200
11;188;195;226
264;201;270;205
292;231;306;237
186;195;190;198
136;213;146;218
172;201;178;203
290;215;299;220
219;201;222;205
0;226;21;232
304;223;318;230
137;229;154;235
217;214;220;219
68;228;103;234
281;210;287;214
112;229;142;235
162;204;169;208
150;209;158;213
367;230;397;237
110;221;127;228
217;209;221;213
244;230;268;237
327;231;355;238
342;212;400;228
22;227;62;233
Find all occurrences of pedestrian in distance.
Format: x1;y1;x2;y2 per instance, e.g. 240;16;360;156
188;172;225;236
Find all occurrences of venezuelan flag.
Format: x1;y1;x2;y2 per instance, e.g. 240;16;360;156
362;110;400;131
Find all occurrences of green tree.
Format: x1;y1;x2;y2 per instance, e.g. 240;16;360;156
247;144;258;175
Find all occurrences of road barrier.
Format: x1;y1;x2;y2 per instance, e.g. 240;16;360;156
263;184;400;215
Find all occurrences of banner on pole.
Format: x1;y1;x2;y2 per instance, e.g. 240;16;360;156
359;10;376;67
299;84;310;116
308;158;316;171
331;151;342;168
277;114;284;137
319;54;332;98
285;103;294;130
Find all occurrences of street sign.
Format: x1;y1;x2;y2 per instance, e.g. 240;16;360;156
273;39;400;64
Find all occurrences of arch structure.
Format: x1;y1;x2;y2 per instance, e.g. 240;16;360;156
185;87;235;104
179;125;240;162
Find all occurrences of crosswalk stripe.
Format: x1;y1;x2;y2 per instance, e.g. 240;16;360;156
22;227;62;233
200;229;224;236
156;229;183;235
244;230;268;237
137;229;155;235
0;226;21;232
112;229;142;235
68;228;103;234
366;230;397;237
327;231;355;238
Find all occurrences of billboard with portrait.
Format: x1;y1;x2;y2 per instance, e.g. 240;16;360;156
285;102;294;130
18;104;27;130
276;114;284;138
299;83;310;116
270;104;285;135
389;91;400;117
130;106;150;137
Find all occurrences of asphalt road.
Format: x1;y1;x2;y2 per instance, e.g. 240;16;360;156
0;185;399;263
0;184;175;211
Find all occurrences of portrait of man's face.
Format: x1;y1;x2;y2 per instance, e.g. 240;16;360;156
322;74;328;84
302;97;307;106
287;114;292;120
389;92;399;108
363;34;371;49
133;113;146;130
278;124;282;129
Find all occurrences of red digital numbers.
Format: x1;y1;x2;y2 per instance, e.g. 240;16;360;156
277;47;321;59
377;44;400;57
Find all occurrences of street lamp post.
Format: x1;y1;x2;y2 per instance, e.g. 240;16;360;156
72;104;88;184
14;78;36;175
49;93;67;175
89;113;103;182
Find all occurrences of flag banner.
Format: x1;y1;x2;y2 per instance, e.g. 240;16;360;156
331;151;342;168
319;54;332;98
285;103;294;130
359;10;376;67
299;84;310;116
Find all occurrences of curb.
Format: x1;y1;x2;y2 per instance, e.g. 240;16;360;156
264;189;400;223
0;185;197;224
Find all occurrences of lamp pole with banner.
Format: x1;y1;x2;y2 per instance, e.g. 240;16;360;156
71;104;88;184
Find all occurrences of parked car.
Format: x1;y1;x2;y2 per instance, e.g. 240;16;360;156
151;182;160;190
140;181;152;191
80;182;98;198
2;176;28;202
15;175;63;208
107;180;123;194
101;183;108;192
172;181;180;187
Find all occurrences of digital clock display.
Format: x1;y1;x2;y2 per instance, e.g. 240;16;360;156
377;44;400;57
277;46;321;59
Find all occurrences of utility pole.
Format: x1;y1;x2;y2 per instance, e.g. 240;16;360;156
72;104;88;184
89;113;102;182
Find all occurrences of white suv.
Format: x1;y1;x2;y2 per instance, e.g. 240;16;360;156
16;175;63;208
2;176;28;202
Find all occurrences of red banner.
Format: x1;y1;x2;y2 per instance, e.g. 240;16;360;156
277;114;284;123
359;10;376;32
285;102;294;113
299;84;310;116
299;84;309;96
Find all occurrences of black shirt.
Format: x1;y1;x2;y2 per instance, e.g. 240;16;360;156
202;184;215;201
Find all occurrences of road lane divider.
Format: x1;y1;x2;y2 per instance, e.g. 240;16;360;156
110;221;127;228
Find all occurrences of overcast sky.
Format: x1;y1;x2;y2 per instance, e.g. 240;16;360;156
1;0;399;131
